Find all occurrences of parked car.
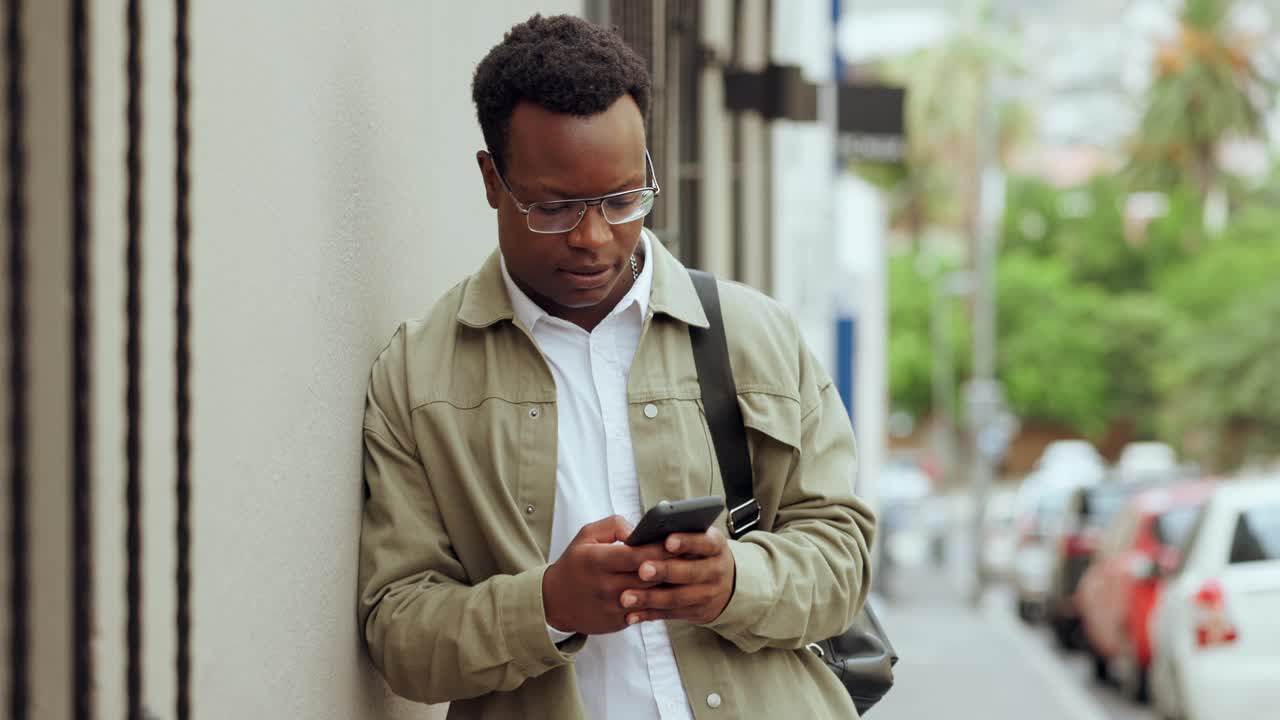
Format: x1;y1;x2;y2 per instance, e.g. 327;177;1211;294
1114;441;1178;485
1012;475;1074;622
1036;439;1107;485
1075;480;1215;700
1044;481;1148;649
1149;478;1280;720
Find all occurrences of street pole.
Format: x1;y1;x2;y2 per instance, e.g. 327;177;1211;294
969;74;1000;608
931;268;957;492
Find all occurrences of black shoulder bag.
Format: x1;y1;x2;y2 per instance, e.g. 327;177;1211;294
686;269;897;716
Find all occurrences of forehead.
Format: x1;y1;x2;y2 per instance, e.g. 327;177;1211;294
505;96;647;195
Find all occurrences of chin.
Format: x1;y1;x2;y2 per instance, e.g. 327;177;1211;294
555;288;611;310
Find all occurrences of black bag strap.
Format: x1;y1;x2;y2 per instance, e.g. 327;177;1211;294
686;269;761;539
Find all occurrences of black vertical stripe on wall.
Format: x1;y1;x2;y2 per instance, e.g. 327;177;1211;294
174;0;192;717
5;0;28;718
70;0;94;717
125;0;144;717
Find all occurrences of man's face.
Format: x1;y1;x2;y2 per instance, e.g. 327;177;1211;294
478;95;648;325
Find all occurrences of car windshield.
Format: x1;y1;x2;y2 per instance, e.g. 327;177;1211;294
1080;485;1134;528
1229;503;1280;564
1154;505;1200;547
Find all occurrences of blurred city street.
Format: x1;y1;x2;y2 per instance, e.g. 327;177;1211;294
873;500;1157;720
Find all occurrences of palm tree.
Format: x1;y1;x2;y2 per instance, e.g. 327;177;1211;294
1127;0;1274;204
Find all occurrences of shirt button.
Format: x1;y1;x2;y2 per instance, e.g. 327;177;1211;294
706;692;722;709
643;403;658;419
528;407;540;419
525;504;535;515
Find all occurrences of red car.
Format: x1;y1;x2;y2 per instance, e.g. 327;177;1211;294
1076;480;1216;701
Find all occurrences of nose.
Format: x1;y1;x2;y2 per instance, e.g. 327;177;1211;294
565;203;611;251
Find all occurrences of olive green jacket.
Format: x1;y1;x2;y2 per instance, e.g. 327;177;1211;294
358;238;875;719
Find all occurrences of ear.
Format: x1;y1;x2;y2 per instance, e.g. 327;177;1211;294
476;151;501;210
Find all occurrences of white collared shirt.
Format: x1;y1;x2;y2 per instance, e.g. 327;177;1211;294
500;229;694;720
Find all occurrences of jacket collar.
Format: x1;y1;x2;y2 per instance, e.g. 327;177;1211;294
456;229;709;330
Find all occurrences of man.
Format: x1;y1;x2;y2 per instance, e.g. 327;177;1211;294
358;14;875;720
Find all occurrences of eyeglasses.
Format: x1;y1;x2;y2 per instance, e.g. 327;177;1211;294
491;150;661;234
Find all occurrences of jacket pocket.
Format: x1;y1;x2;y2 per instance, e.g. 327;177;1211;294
738;391;802;453
732;391;803;532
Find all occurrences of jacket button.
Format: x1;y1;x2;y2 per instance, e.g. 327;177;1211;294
525;505;535;515
643;403;658;419
706;692;722;709
528;407;540;419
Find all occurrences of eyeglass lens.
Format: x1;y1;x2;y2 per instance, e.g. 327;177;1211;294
527;189;656;233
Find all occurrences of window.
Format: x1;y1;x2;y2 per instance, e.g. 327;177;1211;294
1171;506;1207;577
1229;503;1280;564
1100;507;1137;556
1154;506;1201;548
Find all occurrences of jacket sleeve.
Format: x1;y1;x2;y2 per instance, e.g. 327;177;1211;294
356;332;584;704
703;339;876;653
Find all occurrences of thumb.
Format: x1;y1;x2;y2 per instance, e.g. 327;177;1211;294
575;514;635;545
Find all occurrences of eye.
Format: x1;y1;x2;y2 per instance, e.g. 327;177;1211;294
533;203;577;216
605;194;640;211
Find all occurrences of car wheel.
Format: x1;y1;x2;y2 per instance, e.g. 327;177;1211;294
1090;649;1109;684
1051;617;1078;650
1115;645;1149;703
1017;599;1037;624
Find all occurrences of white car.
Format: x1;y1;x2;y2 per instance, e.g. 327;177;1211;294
1148;477;1280;720
1115;441;1178;484
1011;475;1075;621
1036;439;1107;484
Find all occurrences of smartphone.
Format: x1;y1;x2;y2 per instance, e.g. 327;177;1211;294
624;496;726;547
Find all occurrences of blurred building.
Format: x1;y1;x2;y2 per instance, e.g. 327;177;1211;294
2;1;887;717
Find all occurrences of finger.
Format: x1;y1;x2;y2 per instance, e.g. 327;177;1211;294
663;527;728;557
576;515;635;545
621;584;717;611
624;606;708;625
636;557;720;585
591;543;673;574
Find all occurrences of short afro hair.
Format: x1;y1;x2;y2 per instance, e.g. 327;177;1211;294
472;14;651;173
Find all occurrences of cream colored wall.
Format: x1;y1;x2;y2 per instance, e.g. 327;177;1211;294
187;3;581;718
77;2;580;718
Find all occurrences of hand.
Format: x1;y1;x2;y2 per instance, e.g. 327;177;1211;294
619;527;736;625
542;516;672;636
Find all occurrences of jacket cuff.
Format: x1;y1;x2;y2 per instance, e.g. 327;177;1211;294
703;540;775;643
501;565;585;676
546;623;576;644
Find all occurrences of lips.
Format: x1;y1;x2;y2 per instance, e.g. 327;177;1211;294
558;264;614;290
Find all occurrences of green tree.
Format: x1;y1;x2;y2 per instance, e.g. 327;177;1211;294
1097;294;1185;438
1158;284;1280;467
1127;0;1274;201
995;252;1110;436
1155;231;1280;321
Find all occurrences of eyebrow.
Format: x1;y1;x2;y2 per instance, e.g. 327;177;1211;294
534;172;646;201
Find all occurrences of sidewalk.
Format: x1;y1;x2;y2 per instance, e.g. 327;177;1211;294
869;547;1108;720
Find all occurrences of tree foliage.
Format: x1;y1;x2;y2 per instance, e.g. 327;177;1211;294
883;0;1279;468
